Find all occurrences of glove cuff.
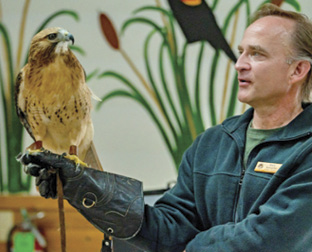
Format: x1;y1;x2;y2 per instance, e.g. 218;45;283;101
63;168;144;239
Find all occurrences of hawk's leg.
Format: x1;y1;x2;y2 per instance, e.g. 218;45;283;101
69;145;77;156
27;140;43;152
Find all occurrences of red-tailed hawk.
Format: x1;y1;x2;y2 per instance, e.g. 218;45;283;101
15;27;101;168
15;27;103;252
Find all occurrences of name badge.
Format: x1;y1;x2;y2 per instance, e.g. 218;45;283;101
254;162;282;174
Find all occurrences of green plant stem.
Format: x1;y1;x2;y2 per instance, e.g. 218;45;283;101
144;30;178;145
119;46;163;116
194;41;205;132
97;71;174;158
180;43;203;136
130;8;195;139
227;0;251;117
134;6;178;58
0;22;26;193
227;74;239;118
220;8;240;123
211;0;219;11
172;44;197;140
209;0;247;125
159;42;183;135
15;0;30;75
0;24;14;121
208;51;219;126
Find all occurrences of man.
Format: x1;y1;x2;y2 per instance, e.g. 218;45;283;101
19;4;312;252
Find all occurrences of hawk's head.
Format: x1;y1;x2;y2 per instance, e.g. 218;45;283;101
28;27;75;64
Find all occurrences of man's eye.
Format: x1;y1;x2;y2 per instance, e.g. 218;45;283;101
47;33;57;40
251;51;260;57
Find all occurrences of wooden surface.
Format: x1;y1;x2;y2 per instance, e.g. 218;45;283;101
0;195;104;252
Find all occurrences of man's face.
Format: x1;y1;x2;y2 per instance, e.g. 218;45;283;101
235;16;295;108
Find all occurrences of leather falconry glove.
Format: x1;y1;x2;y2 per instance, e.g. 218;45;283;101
17;150;144;240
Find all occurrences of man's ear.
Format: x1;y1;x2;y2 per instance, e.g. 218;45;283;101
289;60;311;84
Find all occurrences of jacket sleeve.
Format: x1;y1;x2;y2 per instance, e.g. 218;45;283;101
128;135;203;252
185;143;312;252
129;133;312;252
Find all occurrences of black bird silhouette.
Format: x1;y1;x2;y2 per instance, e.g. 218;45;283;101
168;0;237;62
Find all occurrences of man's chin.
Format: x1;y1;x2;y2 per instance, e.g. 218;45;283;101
237;94;250;105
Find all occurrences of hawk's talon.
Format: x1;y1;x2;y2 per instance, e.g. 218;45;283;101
65;154;88;167
26;148;45;155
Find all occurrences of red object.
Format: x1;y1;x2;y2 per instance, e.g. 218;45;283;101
271;0;284;7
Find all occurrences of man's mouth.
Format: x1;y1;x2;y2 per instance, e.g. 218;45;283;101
238;78;251;86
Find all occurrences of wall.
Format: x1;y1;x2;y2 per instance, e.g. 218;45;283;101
1;0;311;193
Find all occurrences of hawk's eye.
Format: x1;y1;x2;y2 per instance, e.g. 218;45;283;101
48;33;57;40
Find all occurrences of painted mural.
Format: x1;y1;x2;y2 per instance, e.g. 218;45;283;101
0;0;302;193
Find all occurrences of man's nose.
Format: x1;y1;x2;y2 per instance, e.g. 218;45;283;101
235;54;250;72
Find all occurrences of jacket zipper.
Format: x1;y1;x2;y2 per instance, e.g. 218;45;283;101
233;132;312;223
234;159;245;223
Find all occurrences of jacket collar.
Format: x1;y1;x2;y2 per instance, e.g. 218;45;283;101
222;103;312;140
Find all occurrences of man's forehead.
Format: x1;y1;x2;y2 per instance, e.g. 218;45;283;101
248;15;295;36
240;16;294;50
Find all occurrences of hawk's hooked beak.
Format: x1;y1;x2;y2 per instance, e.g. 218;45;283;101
68;34;75;45
59;29;74;45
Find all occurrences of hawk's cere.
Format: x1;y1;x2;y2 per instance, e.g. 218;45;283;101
15;27;98;163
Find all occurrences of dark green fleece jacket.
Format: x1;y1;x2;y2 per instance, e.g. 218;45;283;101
131;104;312;252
